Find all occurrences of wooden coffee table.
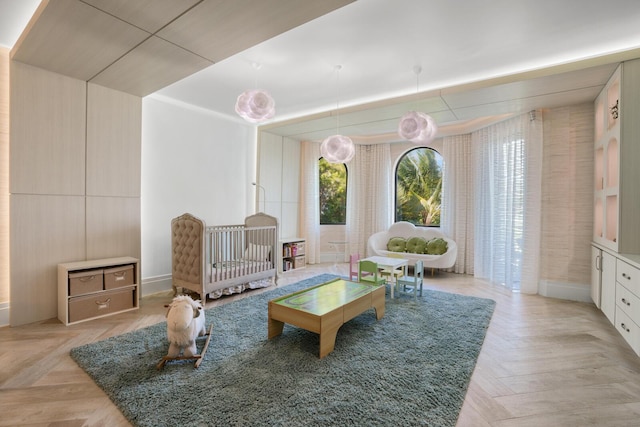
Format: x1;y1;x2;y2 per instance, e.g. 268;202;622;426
268;278;385;358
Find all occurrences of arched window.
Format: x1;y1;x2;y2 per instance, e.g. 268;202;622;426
319;157;347;224
395;147;443;226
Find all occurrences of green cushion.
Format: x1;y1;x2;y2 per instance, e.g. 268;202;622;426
406;237;427;254
426;237;448;255
386;237;406;252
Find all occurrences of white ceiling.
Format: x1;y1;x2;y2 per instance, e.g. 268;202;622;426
4;0;640;142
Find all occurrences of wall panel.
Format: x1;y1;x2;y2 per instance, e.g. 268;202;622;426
86;196;141;261
9;64;142;326
540;103;594;286
86;83;141;197
0;48;9;304
10;61;86;195
9;194;85;325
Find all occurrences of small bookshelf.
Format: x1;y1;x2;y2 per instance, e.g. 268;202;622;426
281;238;306;272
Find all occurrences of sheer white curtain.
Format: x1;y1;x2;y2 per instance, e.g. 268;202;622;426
472;111;542;293
441;133;474;274
299;141;321;264
346;144;393;259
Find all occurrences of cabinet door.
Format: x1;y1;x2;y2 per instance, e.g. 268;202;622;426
591;246;602;308
601;251;617;324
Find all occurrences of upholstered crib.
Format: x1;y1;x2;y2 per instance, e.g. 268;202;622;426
171;212;278;300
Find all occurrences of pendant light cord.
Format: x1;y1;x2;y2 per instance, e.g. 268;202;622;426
335;65;342;134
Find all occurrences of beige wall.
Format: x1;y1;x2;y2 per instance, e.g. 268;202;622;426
0;48;8;305
540;103;594;287
9;61;141;326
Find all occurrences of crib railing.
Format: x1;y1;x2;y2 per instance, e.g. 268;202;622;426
206;224;277;283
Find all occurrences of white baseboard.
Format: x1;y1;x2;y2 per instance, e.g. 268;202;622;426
0;302;8;327
141;274;173;297
538;280;593;303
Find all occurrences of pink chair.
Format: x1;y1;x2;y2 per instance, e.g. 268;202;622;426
349;253;361;281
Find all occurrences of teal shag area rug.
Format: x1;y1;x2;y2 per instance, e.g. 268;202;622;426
71;274;495;427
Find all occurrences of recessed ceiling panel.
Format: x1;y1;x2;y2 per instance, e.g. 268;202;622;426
11;0;150;81
90;36;212;96
451;87;603;121
83;0;202;33
442;63;617;109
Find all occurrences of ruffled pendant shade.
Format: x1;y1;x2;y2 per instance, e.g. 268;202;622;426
320;134;355;163
398;110;438;145
235;89;275;123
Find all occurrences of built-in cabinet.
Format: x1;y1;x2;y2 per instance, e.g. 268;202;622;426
614;257;640;354
592;59;640;356
593;60;640;253
257;132;301;240
280;238;306;273
592;246;616;323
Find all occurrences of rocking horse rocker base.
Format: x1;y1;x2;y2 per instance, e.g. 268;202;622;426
157;324;213;370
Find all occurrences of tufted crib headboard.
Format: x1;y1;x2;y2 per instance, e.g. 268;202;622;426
171;213;207;298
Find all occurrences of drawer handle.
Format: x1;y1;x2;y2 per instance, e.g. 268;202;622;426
95;298;111;310
622;273;631;280
114;272;126;281
621;298;631;306
79;275;96;282
621;322;631;333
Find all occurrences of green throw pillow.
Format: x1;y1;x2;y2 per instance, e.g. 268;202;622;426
406;237;427;254
426;237;448;255
387;237;406;252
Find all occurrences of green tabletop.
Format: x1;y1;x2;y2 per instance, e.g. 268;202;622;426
271;279;381;316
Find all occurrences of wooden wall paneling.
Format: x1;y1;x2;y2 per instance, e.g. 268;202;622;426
9;61;86;196
86;83;142;197
0;48;8;304
9;195;85;326
85;196;141;262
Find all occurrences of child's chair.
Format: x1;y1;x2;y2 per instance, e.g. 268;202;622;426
396;260;424;300
358;260;386;288
349;253;362;281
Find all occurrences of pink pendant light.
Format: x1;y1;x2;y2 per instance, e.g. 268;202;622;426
321;65;355;164
320;135;355;163
235;63;275;123
398;110;438;144
235;89;275;123
398;66;438;145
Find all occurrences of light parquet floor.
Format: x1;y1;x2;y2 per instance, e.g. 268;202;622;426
2;264;640;426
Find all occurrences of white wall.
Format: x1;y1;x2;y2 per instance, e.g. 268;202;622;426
141;96;256;292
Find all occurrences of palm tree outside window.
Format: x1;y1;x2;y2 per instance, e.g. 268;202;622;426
319;157;347;224
395;147;443;226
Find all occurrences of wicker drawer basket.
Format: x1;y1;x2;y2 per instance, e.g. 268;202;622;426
68;285;136;323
